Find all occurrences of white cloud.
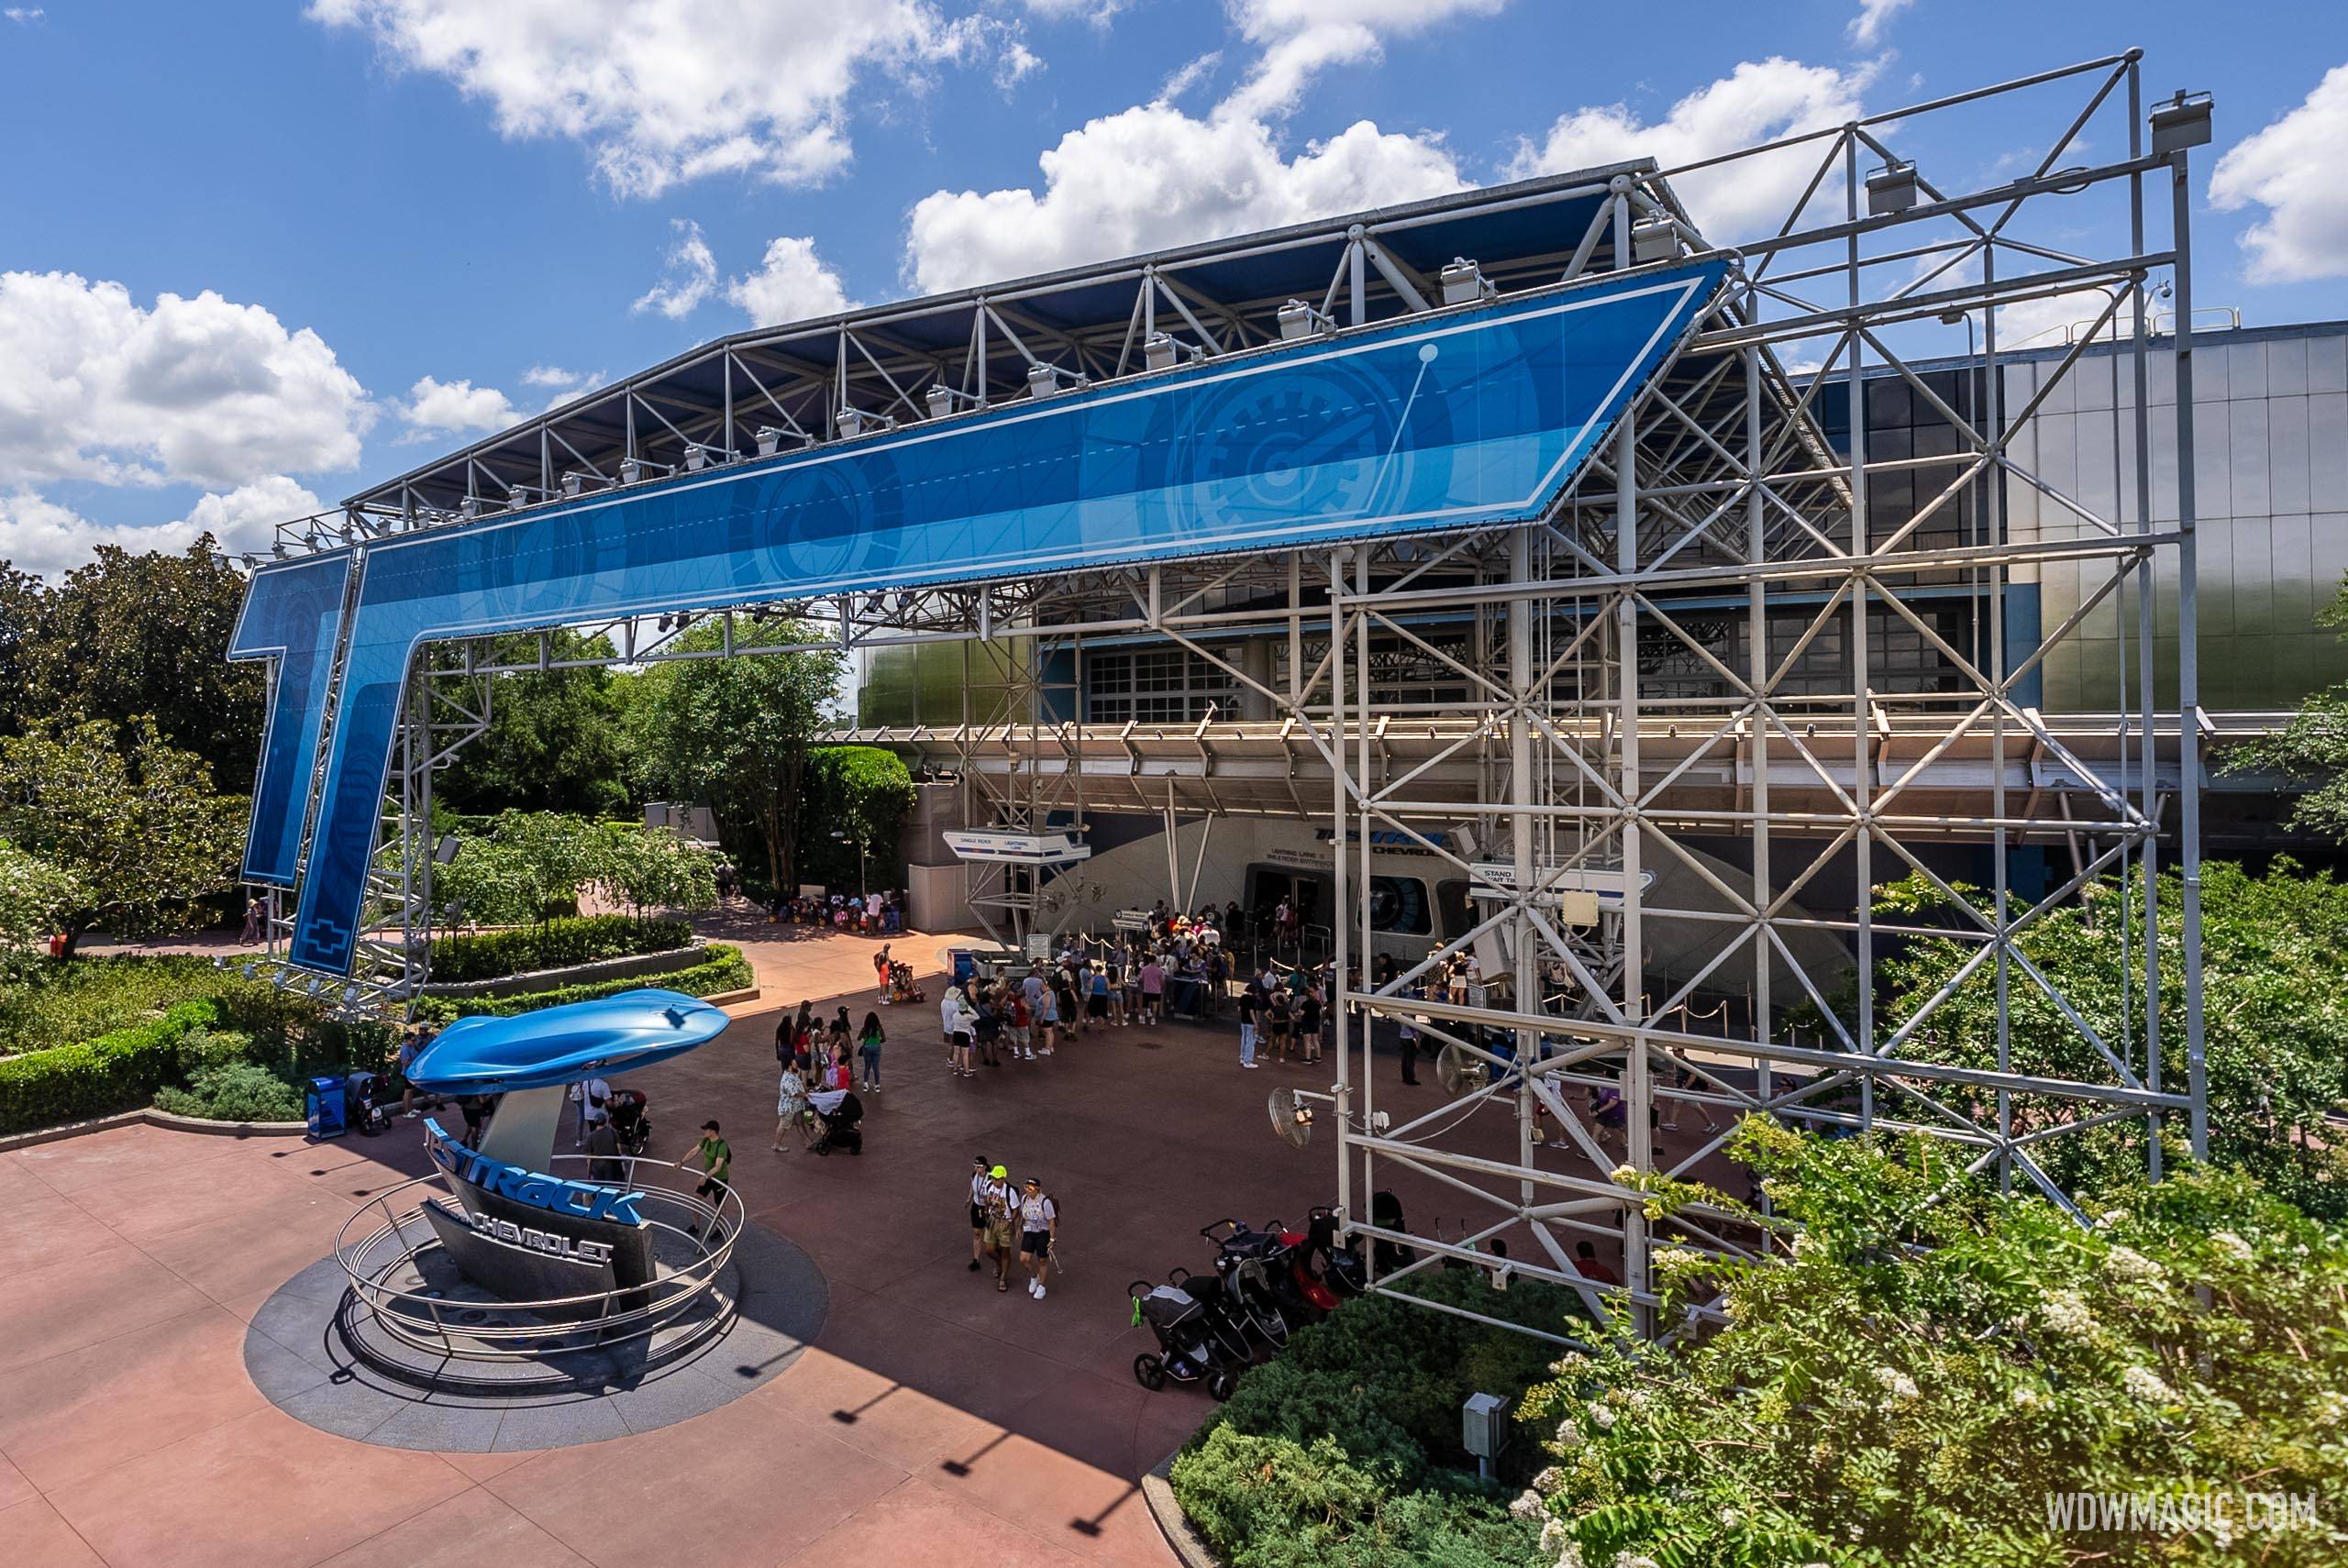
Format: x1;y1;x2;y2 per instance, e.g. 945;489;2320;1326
1224;0;1506;121
633;219;719;318
399;374;521;437
1846;0;1911;48
1019;0;1124;22
906;106;1463;294
1509;58;1871;243
1159;51;1222;104
726;237;855;326
0;271;372;492
0;476;323;579
307;0;998;198
2210;64;2348;283
996;40;1043;91
520;364;584;388
4;7;46;22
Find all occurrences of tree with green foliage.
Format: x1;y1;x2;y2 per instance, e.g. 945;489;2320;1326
432;632;632;817
1524;1120;2348;1567
0;838;83;979
797;745;916;891
0;718;244;953
1872;860;2348;1220
0;540;265;786
623;622;842;896
433;809;604;927
593;822;718;923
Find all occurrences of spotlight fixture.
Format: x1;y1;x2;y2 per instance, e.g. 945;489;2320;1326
1632;218;1679;265
2150;90;2213;156
1277;299;1330;340
619;458;646;484
1438;257;1491;306
925;384;956;419
561;470;589;497
835;406;894;438
1142;331;1182;371
1025;363;1073;398
1866;159;1921;216
271;542;289;559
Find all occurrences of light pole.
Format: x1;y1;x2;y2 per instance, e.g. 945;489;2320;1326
831;829;869;897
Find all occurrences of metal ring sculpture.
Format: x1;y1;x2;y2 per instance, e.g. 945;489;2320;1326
334;1151;744;1375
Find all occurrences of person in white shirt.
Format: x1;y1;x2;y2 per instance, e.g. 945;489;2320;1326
940;984;976;1077
570;1076;611;1147
772;1062;808;1152
1017;1176;1058;1298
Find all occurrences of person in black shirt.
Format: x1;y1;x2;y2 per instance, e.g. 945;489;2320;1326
1296;987;1324;1066
1235;984;1260;1069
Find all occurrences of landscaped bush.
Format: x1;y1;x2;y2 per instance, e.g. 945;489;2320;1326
1520;1119;2348;1567
0;999;222;1133
412;943;752;1022
0;954;244;1057
427;914;693;983
153;1059;305;1122
1170;1268;1583;1568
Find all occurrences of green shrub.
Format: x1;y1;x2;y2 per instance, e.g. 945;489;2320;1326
1171;1429;1538;1568
0;999;221;1133
153;1060;304;1122
1171;1267;1581;1568
1522;1121;2348;1568
427;914;693;983
0;955;238;1057
412;943;752;1022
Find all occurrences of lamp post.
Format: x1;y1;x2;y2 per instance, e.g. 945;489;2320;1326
831;829;869;897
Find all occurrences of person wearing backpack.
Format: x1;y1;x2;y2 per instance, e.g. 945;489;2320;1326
1018;1176;1059;1299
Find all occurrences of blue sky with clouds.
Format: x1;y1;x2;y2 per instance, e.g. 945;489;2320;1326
2;0;2343;574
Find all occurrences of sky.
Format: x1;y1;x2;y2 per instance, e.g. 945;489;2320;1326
2;0;2345;577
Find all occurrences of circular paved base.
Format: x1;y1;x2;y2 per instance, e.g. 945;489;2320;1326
241;1222;826;1452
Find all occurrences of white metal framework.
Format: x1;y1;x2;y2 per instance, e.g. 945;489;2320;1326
246;51;2205;1344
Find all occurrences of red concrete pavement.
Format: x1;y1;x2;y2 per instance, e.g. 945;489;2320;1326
0;918;1695;1567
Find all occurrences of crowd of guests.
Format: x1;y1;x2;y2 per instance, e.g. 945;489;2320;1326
768;888;903;934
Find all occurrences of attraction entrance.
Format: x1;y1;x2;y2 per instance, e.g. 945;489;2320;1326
227;50;2210;1342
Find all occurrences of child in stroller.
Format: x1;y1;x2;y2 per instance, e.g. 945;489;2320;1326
1127;1280;1241;1400
606;1088;651;1156
806;1088;864;1155
885;960;924;1004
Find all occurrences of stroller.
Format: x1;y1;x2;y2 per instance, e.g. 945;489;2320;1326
607;1088;652;1157
808;1088;864;1155
885;961;925;1004
1200;1220;1294;1348
1128;1280;1242;1400
1306;1205;1368;1297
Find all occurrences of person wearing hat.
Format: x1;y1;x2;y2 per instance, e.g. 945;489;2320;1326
1017;1176;1058;1299
977;1163;1019;1290
968;1156;1003;1273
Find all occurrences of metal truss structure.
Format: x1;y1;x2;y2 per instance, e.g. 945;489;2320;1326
243;50;2207;1346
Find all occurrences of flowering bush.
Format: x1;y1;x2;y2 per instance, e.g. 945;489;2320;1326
1520;1120;2348;1566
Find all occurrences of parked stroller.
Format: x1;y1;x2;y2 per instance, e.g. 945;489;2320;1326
607;1088;652;1157
1256;1217;1344;1318
1200;1220;1293;1348
1166;1265;1272;1365
1306;1205;1368;1297
807;1088;864;1155
1128;1280;1241;1400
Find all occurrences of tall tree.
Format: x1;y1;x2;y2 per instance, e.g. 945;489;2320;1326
5;539;265;786
433;631;632;817
624;622;842;897
797;745;917;892
0;718;245;952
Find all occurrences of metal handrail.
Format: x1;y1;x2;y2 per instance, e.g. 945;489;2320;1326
333;1151;745;1363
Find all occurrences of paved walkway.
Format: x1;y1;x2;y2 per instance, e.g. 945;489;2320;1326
4;921;1710;1567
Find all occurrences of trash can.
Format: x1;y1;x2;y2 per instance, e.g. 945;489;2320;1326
305;1076;348;1140
948;948;977;988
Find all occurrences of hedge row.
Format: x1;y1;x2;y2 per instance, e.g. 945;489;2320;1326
413;944;753;1022
0;999;224;1136
1168;1269;1581;1568
427;915;694;983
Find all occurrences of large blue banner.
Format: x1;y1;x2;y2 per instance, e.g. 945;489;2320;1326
232;260;1723;973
